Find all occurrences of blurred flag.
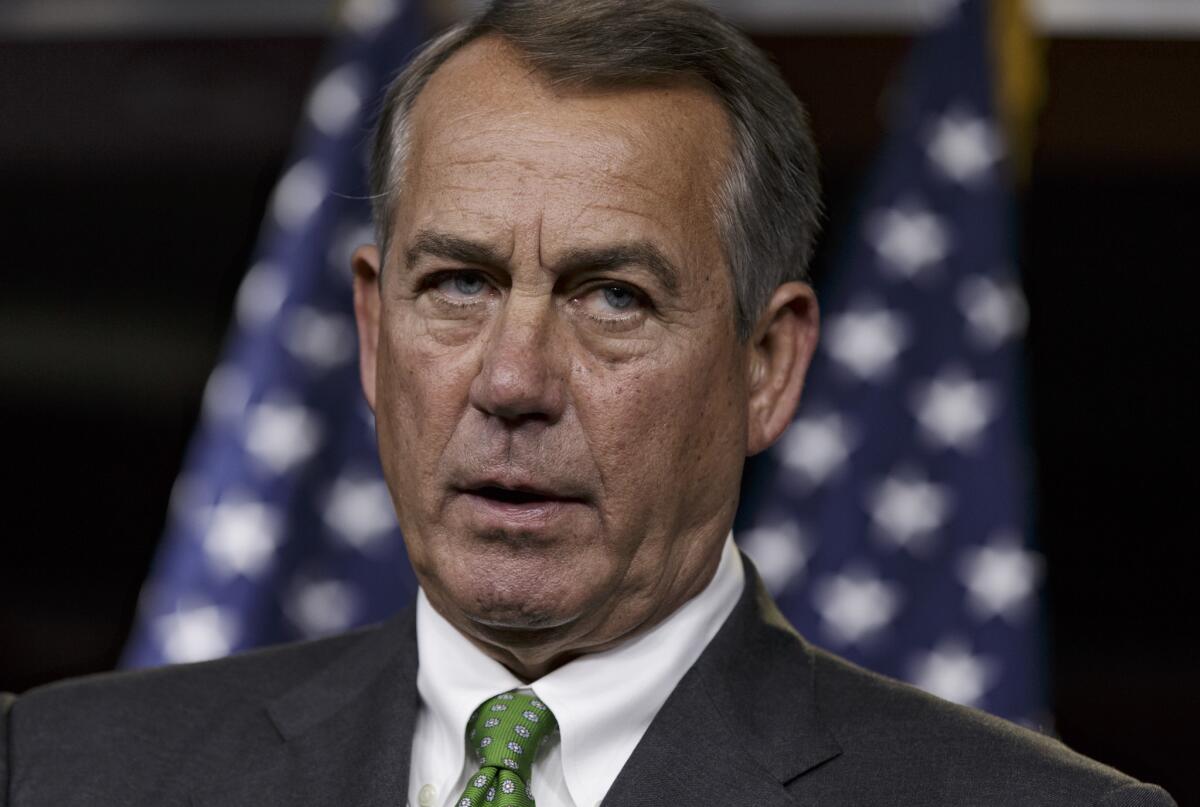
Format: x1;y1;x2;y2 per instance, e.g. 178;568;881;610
738;0;1045;723
121;0;423;667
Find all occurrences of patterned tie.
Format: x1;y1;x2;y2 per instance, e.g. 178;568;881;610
455;690;558;807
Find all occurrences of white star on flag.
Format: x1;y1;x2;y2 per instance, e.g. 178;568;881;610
778;412;857;489
911;367;997;451
202;498;283;579
323;474;397;555
166;472;206;527
812;566;903;646
739;522;811;595
342;0;399;32
271;159;327;231
244;401;324;473
307;63;367;137
907;638;999;707
235;261;288;328
866;201;952;279
153;603;239;663
865;468;954;553
925;108;1002;184
957;274;1029;349
201;365;251;423
327;220;374;281
958;531;1044;622
282;307;357;369
285;578;363;638
824;305;911;382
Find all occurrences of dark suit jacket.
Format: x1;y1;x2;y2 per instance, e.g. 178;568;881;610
1;566;1175;806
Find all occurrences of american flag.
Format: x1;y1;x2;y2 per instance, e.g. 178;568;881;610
123;0;1045;725
738;0;1045;723
121;0;424;667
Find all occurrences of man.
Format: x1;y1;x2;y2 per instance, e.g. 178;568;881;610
0;1;1175;805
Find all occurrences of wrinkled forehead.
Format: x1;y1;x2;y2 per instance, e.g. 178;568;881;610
393;36;734;264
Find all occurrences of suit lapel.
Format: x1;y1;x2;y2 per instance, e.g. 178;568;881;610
191;608;419;807
603;557;842;806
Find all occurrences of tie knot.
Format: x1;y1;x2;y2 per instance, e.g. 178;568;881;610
466;690;557;784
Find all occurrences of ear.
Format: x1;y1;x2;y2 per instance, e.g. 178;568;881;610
745;281;820;456
351;243;383;413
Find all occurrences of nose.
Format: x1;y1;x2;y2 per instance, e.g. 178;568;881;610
468;295;566;425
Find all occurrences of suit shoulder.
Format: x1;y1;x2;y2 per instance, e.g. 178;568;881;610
807;647;1175;806
5;624;391;806
15;624;372;728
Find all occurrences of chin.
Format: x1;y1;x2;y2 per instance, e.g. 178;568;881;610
411;514;622;633
468;575;586;630
440;551;604;636
467;603;573;632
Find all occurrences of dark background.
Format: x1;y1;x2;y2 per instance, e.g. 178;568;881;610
1;24;1196;803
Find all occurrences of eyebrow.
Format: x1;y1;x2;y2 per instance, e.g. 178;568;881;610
554;242;680;295
405;229;681;295
405;230;510;272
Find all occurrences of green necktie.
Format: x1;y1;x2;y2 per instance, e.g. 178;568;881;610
455;690;558;807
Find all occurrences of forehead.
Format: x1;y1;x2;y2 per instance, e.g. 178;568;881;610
396;36;733;263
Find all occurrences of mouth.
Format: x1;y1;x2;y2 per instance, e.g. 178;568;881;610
453;479;589;528
466;485;568;505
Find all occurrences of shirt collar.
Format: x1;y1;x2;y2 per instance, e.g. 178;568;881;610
416;534;745;807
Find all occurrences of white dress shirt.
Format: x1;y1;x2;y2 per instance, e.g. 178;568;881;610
407;534;745;807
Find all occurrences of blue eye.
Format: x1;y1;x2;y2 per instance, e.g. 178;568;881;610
600;285;637;311
437;272;487;298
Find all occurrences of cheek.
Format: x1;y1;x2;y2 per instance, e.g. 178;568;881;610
576;335;746;518
664;341;746;479
375;308;476;495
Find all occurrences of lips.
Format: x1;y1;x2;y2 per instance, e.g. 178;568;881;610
453;470;588;503
452;475;589;529
468;485;567;505
458;481;585;507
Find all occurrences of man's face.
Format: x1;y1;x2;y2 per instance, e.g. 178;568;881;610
356;38;770;665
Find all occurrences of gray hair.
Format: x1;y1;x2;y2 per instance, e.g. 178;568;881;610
368;0;821;340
